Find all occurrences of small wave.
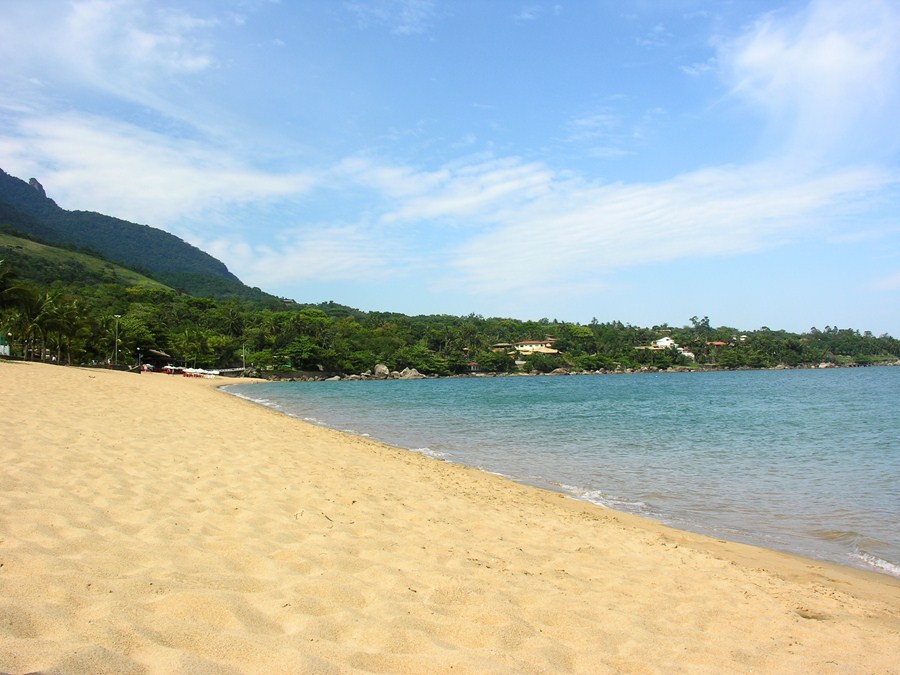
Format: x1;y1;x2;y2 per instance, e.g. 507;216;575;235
851;550;900;577
412;447;449;460
226;390;271;406
570;488;650;513
250;397;280;408
226;388;307;417
810;529;866;544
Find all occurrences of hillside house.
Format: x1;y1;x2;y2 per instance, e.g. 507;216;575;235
636;336;695;360
514;338;559;355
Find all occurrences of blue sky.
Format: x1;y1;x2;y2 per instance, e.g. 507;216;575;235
1;1;899;335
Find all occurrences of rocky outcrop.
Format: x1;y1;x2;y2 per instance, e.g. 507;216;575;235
254;359;900;384
28;177;46;198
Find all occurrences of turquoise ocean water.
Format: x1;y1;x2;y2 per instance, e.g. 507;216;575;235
226;367;900;577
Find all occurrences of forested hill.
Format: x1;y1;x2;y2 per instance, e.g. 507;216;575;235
0;168;271;301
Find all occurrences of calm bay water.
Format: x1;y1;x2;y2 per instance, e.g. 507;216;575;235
226;367;900;577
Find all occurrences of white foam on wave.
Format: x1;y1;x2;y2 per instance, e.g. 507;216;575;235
852;550;900;577
225;389;281;409
412;447;449;460
337;428;371;437
570;487;650;513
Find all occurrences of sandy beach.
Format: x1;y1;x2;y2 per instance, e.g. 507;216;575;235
1;361;898;673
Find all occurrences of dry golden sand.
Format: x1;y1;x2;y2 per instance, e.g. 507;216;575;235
1;361;899;674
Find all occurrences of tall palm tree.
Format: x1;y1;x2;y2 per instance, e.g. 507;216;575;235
9;288;54;360
171;326;210;368
46;298;93;365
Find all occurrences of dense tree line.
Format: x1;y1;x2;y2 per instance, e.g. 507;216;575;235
3;261;899;375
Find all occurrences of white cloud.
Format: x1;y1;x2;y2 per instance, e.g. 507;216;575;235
441;160;892;294
0;0;218;116
336;157;451;200
719;0;900;160
236;148;893;298
206;225;395;287
377;157;556;224
0;112;317;228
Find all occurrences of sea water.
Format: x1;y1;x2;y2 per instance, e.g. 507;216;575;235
225;367;900;577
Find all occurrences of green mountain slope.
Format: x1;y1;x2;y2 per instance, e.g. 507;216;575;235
0;168;273;301
0;231;172;290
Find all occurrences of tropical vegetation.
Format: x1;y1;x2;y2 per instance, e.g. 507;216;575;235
2;252;899;374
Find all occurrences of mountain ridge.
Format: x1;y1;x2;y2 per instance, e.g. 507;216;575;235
0;168;273;301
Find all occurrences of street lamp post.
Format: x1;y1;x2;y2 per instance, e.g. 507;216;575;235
114;314;121;366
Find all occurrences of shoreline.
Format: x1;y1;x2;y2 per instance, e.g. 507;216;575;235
2;361;899;672
224;374;900;580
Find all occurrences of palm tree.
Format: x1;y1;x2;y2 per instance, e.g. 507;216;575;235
0;259;30;310
212;301;245;338
46;298;93;365
170;326;211;368
9;288;55;360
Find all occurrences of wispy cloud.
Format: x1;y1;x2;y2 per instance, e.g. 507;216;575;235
561;105;663;157
206;224;395;287
636;23;672;48
564;111;622;143
0;0;218;118
443;160;891;294
204;148;892;299
376;157;556;224
344;0;437;35
681;57;716;77
719;0;900;161
514;5;541;22
0;112;317;227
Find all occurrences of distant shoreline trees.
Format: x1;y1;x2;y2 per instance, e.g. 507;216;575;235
2;259;898;374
